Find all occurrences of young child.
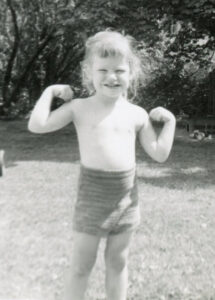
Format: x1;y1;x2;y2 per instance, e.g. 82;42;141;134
28;31;176;300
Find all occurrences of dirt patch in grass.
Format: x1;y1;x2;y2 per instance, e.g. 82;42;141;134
0;121;215;300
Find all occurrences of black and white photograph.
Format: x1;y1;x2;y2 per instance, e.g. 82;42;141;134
0;0;215;299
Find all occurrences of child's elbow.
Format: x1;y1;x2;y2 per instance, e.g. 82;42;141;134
155;156;168;163
28;119;34;132
154;151;170;163
28;119;36;133
28;119;45;134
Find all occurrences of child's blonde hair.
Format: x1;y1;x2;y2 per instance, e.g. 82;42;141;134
81;30;142;100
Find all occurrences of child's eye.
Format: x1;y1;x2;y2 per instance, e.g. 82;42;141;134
116;69;125;73
98;69;107;72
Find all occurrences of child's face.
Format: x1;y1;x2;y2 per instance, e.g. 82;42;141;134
91;55;130;100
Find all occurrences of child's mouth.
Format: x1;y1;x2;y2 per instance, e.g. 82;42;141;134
104;84;120;88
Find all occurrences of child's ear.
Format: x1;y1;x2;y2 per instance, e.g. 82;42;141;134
129;67;134;80
82;63;91;83
83;65;95;94
129;72;134;84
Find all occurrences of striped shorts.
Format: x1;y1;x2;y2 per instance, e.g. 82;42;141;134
72;165;140;237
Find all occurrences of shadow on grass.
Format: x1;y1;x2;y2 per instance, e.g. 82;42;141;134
137;169;215;190
0;120;80;168
1;120;215;189
136;138;215;190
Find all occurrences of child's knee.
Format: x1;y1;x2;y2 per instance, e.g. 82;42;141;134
71;254;97;277
105;251;128;272
70;232;100;278
72;259;94;277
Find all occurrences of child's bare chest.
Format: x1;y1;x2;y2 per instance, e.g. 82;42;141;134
78;108;136;136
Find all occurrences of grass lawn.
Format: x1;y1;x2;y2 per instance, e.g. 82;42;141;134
0;120;215;300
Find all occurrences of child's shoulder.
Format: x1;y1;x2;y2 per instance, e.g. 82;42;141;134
70;96;89;105
126;102;149;129
127;102;148;118
68;97;90;111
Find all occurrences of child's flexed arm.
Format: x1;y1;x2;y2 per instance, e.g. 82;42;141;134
139;107;176;163
28;84;74;133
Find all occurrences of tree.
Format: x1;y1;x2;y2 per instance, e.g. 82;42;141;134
111;0;215;115
0;0;118;116
0;0;214;117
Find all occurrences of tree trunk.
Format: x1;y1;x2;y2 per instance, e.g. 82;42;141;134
3;33;55;112
2;0;20;104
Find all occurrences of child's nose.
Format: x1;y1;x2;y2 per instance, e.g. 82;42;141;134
107;71;117;81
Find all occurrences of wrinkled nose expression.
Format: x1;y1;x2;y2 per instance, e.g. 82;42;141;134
104;72;121;88
92;56;130;98
103;71;121;86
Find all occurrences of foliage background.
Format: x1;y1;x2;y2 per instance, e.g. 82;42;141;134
0;0;215;117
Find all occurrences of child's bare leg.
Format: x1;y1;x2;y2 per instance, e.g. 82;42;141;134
64;231;101;300
104;231;133;300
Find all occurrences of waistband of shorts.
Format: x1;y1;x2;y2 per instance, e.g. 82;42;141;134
80;164;136;178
